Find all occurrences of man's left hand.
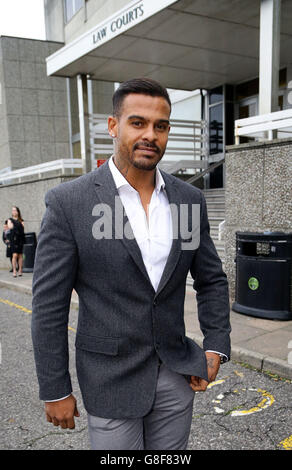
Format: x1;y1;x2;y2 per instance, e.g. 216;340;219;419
189;351;221;392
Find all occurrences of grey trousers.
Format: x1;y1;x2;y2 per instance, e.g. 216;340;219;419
87;362;195;450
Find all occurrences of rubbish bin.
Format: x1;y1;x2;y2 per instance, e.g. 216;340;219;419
232;231;292;320
23;232;37;273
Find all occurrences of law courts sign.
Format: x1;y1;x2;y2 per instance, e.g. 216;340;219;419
92;3;144;44
46;0;178;76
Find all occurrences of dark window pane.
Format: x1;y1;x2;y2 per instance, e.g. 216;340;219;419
236;78;259;101
209;86;223;105
225;102;234;146
209;104;223;154
225;84;234;102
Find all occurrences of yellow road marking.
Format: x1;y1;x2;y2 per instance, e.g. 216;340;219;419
0;296;76;333
212;387;275;416
207;378;226;389
278;435;292;450
0;297;32;314
231;388;275;416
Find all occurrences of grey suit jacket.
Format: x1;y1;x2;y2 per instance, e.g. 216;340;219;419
31;160;231;419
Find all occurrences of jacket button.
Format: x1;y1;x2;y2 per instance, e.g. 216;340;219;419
153;300;157;306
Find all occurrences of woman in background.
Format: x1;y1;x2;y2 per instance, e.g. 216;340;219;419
2;219;13;272
9;206;25;277
12;206;24;227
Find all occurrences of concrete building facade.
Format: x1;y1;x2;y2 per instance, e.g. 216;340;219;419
0;36;70;172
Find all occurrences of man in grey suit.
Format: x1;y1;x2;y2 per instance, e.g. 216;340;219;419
31;78;231;450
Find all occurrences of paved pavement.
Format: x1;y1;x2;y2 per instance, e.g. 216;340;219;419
1;269;292;450
0;268;292;380
1;283;291;451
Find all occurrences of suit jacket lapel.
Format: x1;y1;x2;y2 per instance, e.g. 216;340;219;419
93;162;184;297
155;172;183;297
93;161;153;288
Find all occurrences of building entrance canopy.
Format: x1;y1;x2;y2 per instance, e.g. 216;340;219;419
46;0;292;91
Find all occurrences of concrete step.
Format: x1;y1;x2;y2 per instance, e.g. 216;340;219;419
205;197;225;204
208;218;225;228
210;222;224;229
202;188;225;265
210;230;221;240
203;189;225;197
208;216;225;224
211;237;225;245
207;209;225;218
210;223;224;233
205;201;225;206
203;188;225;193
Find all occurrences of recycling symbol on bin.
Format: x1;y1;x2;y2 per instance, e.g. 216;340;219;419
248;277;259;291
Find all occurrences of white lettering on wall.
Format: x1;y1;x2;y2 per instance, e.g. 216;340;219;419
92;3;144;44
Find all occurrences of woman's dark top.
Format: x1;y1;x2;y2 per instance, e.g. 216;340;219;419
10;219;25;254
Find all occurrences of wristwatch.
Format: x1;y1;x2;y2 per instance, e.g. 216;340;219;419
218;354;228;364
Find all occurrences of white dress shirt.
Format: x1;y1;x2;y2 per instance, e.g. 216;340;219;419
109;155;173;292
47;157;226;402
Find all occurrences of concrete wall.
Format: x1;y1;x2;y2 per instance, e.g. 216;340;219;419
44;0;65;42
0;175;76;269
0;37;70;172
0;39;11;171
225;138;292;300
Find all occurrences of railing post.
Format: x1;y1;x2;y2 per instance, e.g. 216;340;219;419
259;0;281;139
235;124;240;145
77;74;91;174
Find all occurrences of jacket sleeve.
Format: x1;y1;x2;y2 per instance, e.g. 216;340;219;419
31;188;78;401
189;191;231;359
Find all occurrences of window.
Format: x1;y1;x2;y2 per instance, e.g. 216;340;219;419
64;0;83;23
209;86;223;106
209;104;223;155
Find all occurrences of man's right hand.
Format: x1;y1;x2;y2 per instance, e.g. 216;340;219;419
45;394;80;429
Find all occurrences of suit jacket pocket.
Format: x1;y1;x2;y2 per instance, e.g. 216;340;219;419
75;333;119;356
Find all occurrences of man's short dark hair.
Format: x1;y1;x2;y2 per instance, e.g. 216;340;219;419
112;77;171;117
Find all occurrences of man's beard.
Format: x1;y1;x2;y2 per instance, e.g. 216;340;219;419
131;141;164;171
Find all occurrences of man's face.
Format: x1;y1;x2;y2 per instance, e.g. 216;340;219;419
108;93;171;171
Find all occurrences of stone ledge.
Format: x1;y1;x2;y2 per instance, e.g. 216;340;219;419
226;136;292;152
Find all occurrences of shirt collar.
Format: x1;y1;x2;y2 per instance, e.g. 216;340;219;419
109;155;165;194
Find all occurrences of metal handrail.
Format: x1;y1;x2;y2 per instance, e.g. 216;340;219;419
235;108;292;143
186;158;225;184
